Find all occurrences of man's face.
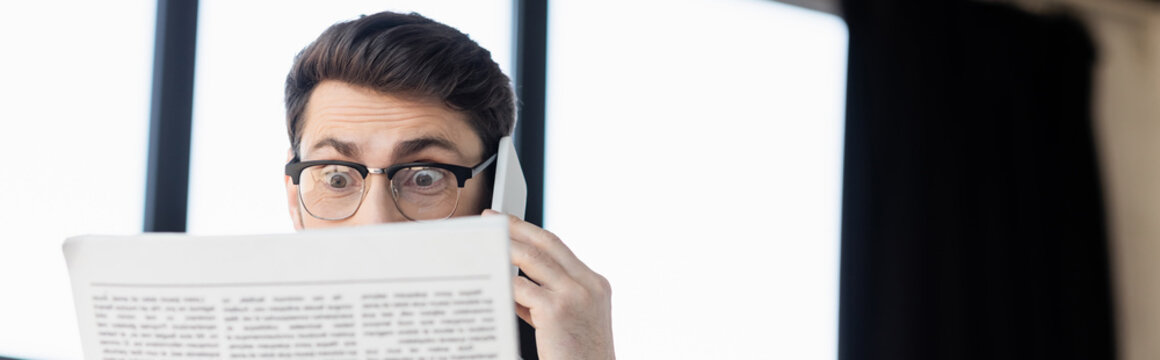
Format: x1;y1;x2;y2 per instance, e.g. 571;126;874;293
285;80;488;229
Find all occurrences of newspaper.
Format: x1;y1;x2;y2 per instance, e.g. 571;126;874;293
62;216;518;360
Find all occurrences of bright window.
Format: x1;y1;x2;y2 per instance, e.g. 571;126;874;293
543;1;848;358
0;1;155;359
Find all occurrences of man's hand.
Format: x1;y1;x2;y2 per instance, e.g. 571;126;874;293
482;210;615;360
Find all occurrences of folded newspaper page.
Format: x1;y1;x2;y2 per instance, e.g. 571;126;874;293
63;216;518;360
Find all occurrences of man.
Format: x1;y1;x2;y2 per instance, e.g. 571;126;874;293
281;11;615;360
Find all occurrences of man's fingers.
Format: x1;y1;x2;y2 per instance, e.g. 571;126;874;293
487;210;591;277
512;274;549;311
510;240;578;292
515;303;534;328
483;211;615;358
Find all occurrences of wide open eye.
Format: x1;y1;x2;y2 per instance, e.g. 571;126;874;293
325;171;353;190
393;167;454;198
298;163;366;220
310;164;362;193
391;167;459;219
410;169;444;188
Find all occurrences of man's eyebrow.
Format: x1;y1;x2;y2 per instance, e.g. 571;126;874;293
394;136;463;161
311;138;360;158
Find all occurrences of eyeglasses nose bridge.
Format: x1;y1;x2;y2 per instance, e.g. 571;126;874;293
355;169;401;217
363;167;393;196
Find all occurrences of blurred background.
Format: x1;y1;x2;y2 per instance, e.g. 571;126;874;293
0;0;1156;359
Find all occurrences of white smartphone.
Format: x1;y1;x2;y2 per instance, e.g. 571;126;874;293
490;136;527;279
490;136;527;220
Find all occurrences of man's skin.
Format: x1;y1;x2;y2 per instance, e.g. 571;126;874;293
284;80;615;359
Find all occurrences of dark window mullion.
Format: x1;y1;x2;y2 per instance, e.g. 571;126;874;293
512;1;547;359
144;0;198;232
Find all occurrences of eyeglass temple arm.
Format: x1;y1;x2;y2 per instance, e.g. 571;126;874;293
471;153;498;177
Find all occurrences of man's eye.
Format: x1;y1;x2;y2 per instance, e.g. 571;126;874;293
324;172;355;190
409;169;444;188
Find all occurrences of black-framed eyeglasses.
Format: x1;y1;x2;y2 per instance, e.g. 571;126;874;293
285;153;497;221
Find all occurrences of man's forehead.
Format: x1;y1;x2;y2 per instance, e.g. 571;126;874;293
303;82;461;126
306;133;463;159
298;81;483;160
300;124;471;162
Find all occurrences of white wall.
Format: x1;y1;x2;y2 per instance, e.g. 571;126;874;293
1075;3;1160;360
1011;1;1160;359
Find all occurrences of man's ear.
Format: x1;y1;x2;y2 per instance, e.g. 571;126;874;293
285;148;304;231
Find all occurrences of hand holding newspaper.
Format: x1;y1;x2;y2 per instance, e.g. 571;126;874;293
63;216;518;360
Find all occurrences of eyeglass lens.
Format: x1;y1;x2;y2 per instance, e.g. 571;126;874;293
298;164;461;220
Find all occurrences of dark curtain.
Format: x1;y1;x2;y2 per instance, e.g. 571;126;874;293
838;1;1116;359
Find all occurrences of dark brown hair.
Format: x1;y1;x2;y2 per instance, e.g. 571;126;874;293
284;11;515;158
